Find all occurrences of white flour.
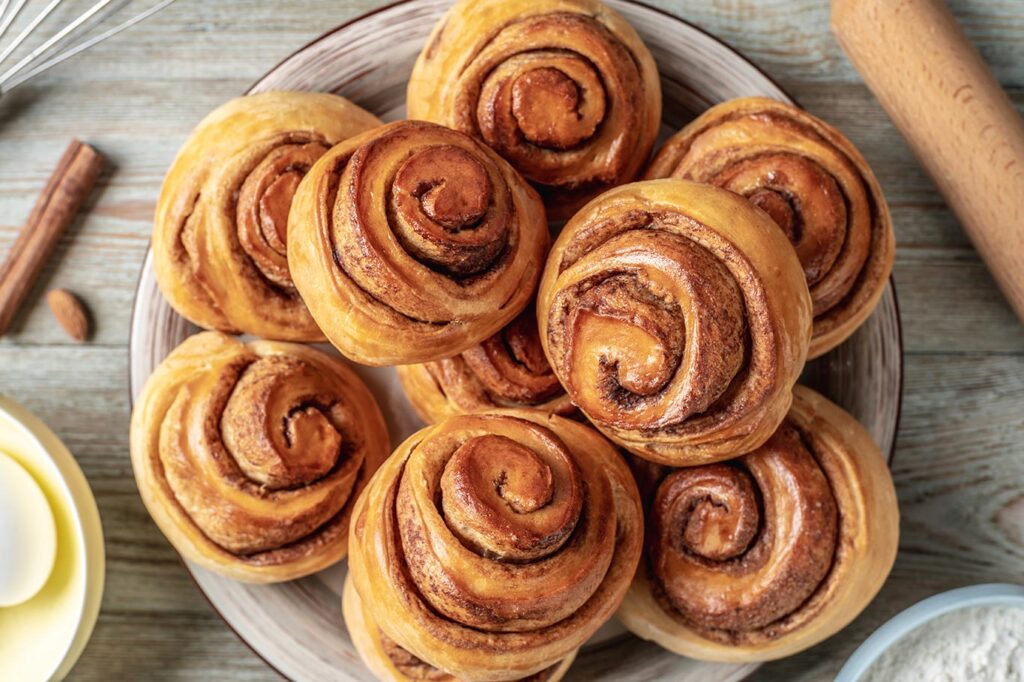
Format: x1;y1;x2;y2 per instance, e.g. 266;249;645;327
863;605;1024;682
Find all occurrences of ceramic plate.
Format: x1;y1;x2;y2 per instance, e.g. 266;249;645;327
128;1;903;679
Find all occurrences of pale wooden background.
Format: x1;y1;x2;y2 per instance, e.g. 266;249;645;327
0;0;1021;680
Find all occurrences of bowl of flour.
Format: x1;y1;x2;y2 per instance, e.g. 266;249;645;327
836;583;1024;681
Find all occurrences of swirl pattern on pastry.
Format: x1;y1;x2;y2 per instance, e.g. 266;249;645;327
537;179;812;466
347;410;643;681
407;0;661;220
396;306;574;423
129;331;389;582
645;97;894;357
287;120;549;365
153;92;382;340
617;385;900;662
343;576;577;682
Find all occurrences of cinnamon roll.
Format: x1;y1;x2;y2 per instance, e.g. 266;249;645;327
152;92;382;340
288;120;549;366
646;97;895;357
129;331;389;582
617;385;899;662
347;410;643;681
343;576;576;682
537;179;812;466
396;306;574;423
407;0;661;220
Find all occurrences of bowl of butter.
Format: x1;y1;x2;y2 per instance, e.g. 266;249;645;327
0;395;104;681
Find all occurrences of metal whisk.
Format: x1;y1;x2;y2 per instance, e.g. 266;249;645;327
0;0;176;96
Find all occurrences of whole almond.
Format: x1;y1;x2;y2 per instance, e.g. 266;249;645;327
47;289;89;342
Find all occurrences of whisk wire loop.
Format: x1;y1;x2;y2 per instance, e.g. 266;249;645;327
0;0;176;95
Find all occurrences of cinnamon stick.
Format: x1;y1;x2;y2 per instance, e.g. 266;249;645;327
0;139;105;337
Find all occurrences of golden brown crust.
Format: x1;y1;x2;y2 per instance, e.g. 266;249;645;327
537;179;812;466
396;306;575;423
645;97;895;358
347;410;643;681
407;0;661;220
152;92;382;340
343;577;576;682
287;121;549;366
129;331;389;583
617;385;900;662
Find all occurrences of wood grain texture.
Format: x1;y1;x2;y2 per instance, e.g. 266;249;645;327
0;1;1021;681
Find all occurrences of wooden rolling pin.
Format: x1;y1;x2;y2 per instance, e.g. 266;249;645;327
832;0;1024;323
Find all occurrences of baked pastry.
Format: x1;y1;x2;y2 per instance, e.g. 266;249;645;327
347;410;643;681
617;385;899;662
645;97;895;358
395;306;574;423
129;331;389;583
407;0;661;220
537;179;812;467
153;92;382;340
288;120;549;366
342;576;576;682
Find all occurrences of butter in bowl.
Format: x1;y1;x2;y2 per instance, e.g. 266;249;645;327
0;451;57;608
837;584;1024;681
0;396;105;682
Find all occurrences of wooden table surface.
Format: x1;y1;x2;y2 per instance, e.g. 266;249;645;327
0;1;1022;680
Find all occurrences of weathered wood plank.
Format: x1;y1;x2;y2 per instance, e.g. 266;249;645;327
24;0;1014;86
73;612;279;682
4;342;1020;682
2;81;1023;352
0;1;1021;681
4;238;1021;352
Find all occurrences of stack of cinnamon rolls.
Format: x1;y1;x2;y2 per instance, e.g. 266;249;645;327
130;0;900;678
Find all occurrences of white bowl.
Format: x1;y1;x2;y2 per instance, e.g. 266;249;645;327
0;395;105;681
835;583;1024;681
